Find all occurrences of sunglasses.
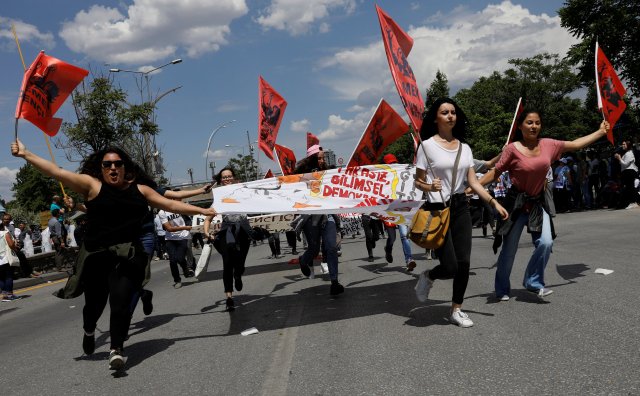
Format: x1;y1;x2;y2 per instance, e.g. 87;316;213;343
102;160;125;169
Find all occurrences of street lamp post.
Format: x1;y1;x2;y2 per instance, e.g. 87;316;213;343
109;59;183;179
205;120;236;181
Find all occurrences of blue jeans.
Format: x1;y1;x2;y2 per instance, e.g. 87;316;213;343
385;224;413;263
398;224;412;262
495;209;553;296
130;231;155;315
300;216;339;280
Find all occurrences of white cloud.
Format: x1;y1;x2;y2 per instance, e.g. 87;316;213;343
319;1;578;102
202;149;228;159
256;0;355;35
216;102;249;113
0;17;55;51
59;0;249;65
0;167;18;202
290;118;311;132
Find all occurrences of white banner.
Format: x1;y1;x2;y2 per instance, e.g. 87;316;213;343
211;164;422;225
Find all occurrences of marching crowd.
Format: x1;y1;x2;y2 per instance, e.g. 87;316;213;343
4;96;636;372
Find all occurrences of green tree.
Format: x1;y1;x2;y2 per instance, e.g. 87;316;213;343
425;70;450;110
3;203;39;226
559;0;640;98
226;154;259;182
454;53;592;158
11;163;59;212
54;75;161;177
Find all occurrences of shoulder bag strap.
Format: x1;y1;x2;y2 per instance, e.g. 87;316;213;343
415;137;463;208
449;143;464;207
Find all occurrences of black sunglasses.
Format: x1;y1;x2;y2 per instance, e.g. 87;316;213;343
102;160;125;169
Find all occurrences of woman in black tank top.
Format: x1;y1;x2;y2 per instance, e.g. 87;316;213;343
11;140;216;371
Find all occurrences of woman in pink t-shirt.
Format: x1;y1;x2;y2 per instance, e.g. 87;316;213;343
479;110;608;301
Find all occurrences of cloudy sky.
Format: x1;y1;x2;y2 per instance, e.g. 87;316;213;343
0;0;577;201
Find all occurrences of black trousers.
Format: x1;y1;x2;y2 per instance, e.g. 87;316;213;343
16;250;33;277
216;232;250;293
82;249;146;350
165;239;189;283
427;196;472;305
361;215;378;256
621;169;639;206
285;231;297;251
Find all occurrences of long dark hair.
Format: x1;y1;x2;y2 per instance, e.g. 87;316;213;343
419;97;468;142
79;146;147;182
512;108;542;142
294;150;325;173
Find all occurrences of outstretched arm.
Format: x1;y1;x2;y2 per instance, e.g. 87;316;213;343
563;120;609;152
138;185;216;216
163;183;214;199
11;139;98;198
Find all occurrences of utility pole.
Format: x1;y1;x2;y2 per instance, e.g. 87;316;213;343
187;168;194;184
209;161;215;180
246;130;257;181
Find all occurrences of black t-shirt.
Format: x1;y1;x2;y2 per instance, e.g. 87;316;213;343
84;183;149;248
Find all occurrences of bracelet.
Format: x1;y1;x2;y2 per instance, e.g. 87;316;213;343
489;197;495;205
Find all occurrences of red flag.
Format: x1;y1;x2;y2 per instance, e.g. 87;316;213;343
595;42;627;145
346;99;409;167
306;132;319;150
376;5;424;132
264;169;274;179
274;143;297;176
506;97;524;144
15;51;89;136
258;76;287;161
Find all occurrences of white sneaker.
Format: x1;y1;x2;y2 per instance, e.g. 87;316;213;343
309;265;315;279
536;288;553;298
450;309;474;328
625;203;638;209
499;295;510;302
320;262;329;274
414;271;433;302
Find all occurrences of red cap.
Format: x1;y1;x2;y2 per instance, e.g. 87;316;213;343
383;154;398;164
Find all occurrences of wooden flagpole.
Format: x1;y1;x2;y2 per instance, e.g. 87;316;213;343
11;23;67;196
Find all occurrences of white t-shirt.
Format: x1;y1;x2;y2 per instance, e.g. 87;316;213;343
158;210;190;240
415;137;474;203
154;215;166;236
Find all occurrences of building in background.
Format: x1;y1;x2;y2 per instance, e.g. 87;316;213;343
324;149;336;168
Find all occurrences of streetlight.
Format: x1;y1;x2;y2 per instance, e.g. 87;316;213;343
109;58;182;102
205;120;236;180
109;58;183;179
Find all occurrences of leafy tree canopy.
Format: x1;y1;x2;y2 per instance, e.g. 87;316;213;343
559;0;640;99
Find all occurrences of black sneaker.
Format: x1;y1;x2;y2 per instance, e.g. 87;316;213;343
299;257;311;277
330;281;345;296
226;297;235;312
109;349;124;370
186;270;195;278
83;332;95;355
235;277;243;292
141;290;153;315
385;248;393;263
292;250;298;255
368;256;374;262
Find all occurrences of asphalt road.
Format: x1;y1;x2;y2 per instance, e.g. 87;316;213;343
1;208;639;395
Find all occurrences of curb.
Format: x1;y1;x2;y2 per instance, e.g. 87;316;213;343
14;272;70;291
